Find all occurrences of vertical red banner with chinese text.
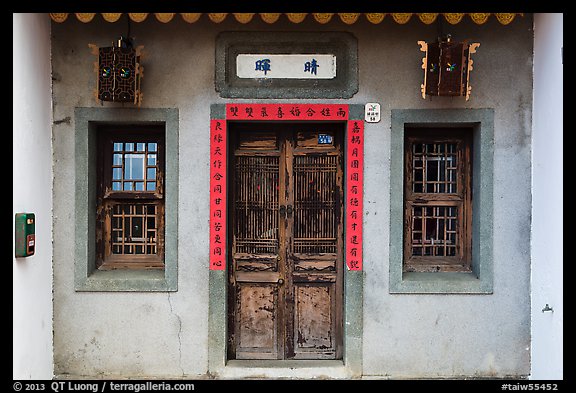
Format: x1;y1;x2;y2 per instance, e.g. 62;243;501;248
346;120;364;271
209;119;226;270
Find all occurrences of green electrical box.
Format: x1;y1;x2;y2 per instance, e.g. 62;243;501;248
15;213;35;257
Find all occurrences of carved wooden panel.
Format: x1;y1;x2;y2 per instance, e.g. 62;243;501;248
420;39;479;100
438;41;466;96
424;43;441;97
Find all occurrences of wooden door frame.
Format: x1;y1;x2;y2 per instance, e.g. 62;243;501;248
208;103;364;377
226;123;345;360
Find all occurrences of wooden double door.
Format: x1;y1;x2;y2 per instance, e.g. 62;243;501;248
227;123;344;360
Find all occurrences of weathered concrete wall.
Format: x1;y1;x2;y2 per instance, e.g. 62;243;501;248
51;15;533;378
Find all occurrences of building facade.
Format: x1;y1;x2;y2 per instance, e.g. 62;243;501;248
13;12;563;380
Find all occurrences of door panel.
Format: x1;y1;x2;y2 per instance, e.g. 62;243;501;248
292;284;336;359
228;123;343;360
235;283;279;359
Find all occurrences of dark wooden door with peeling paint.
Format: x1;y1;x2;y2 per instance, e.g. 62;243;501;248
227;122;344;360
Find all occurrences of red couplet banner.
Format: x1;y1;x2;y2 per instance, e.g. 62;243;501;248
210;104;363;271
209;120;226;270
225;103;349;121
346;120;364;271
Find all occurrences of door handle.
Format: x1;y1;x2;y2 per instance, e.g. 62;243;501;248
277;278;285;285
279;205;293;219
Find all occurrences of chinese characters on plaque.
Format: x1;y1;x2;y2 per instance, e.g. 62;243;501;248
364;102;381;123
209;104;363;271
236;54;336;79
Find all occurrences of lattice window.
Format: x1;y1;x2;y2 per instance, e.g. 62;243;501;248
293;155;338;254
111;203;158;255
411;206;458;257
96;126;165;269
412;142;458;193
234;156;280;255
404;128;471;272
111;142;158;191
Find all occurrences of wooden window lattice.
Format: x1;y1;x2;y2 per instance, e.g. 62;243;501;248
234;156;280;255
111;141;158;192
404;129;471;272
111;203;158;255
411;205;458;257
293;155;338;254
412;142;458;193
96;127;165;269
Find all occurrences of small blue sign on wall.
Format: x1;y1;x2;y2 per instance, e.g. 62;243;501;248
318;134;333;145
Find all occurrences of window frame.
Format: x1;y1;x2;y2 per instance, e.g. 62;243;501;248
403;128;472;273
74;107;178;292
96;126;166;270
389;108;494;295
